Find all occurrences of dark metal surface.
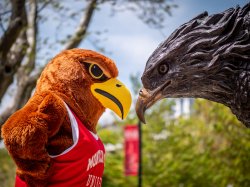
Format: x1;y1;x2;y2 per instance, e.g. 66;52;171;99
138;121;142;187
136;3;250;127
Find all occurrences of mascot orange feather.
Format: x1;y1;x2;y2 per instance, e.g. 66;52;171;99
1;49;132;187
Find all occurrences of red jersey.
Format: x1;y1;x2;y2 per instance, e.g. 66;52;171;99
15;103;105;187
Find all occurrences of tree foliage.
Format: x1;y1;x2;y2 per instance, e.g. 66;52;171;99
142;99;250;187
0;149;16;187
100;76;250;187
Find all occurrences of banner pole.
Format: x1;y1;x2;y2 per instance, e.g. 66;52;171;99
138;121;142;187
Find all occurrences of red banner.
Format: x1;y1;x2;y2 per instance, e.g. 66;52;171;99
124;125;139;176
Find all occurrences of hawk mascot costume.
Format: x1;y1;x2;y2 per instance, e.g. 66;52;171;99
1;49;132;187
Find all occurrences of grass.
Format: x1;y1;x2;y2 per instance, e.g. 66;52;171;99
0;148;16;187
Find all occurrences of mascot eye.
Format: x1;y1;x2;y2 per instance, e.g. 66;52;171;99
89;64;106;80
158;63;169;75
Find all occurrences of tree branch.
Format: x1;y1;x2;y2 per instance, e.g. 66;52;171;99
18;0;37;76
0;0;28;102
0;0;26;61
0;10;12;16
0;30;28;103
37;0;50;13
0;18;6;32
0;69;41;126
0;0;38;126
64;0;97;49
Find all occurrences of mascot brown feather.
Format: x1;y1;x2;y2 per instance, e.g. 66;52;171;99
1;49;132;187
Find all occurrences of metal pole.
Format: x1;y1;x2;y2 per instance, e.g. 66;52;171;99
138;121;142;187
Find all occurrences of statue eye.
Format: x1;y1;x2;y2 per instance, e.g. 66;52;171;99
158;63;169;75
89;64;104;79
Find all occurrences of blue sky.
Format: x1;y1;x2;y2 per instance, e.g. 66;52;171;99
39;0;249;90
78;0;248;124
81;0;249;90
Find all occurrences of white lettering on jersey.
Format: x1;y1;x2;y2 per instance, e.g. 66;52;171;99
87;150;104;171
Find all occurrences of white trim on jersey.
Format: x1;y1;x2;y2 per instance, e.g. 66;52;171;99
89;130;99;140
49;102;79;158
49;102;99;158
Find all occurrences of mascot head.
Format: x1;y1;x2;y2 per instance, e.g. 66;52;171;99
36;49;132;132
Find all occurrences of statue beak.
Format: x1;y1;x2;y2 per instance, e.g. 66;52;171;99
91;78;132;120
136;88;163;124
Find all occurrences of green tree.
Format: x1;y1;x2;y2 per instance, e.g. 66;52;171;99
0;149;16;187
142;99;250;187
101;74;250;187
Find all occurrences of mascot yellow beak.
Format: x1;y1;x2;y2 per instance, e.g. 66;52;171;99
91;78;132;119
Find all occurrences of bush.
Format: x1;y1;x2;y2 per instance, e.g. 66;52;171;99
0;148;16;187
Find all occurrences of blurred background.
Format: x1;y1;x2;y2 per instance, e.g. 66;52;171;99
0;0;250;186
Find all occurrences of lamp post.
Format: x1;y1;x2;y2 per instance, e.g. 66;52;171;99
138;121;142;187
